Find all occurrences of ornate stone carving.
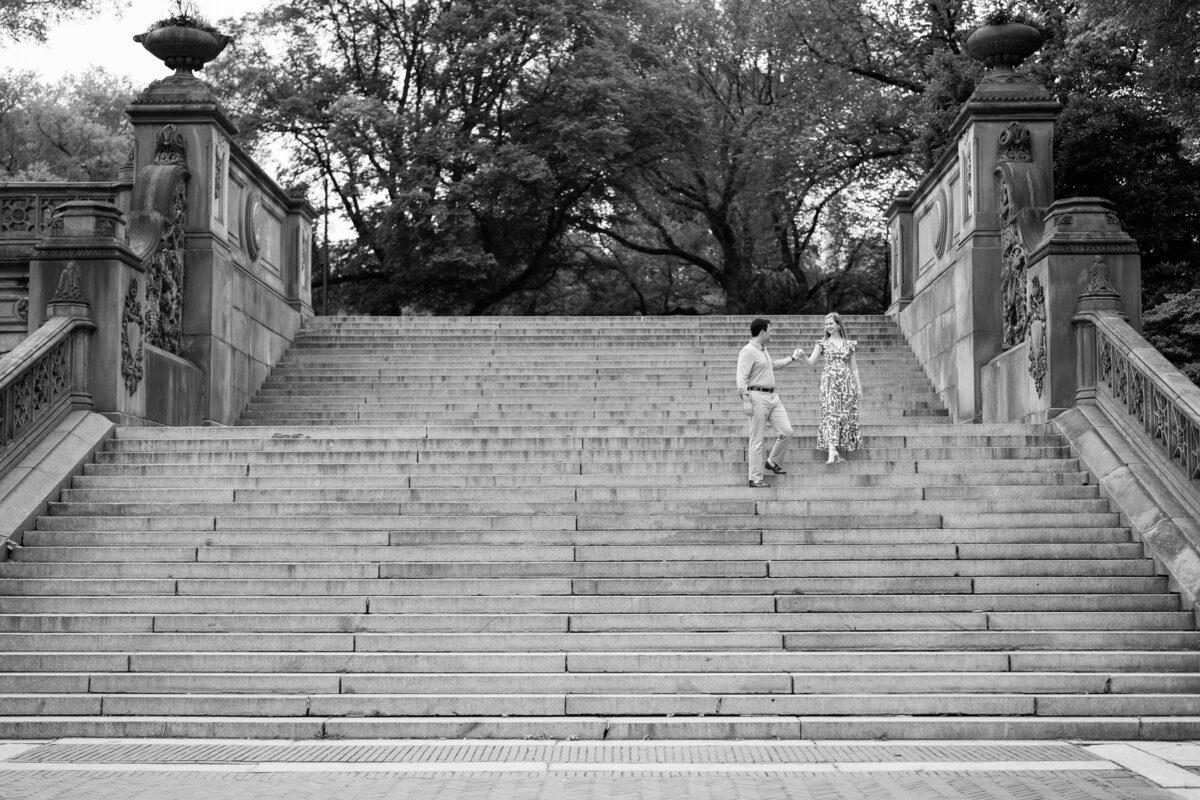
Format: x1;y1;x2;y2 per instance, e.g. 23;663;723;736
15;297;28;322
998;122;1032;163
155;124;188;167
1085;256;1117;296
0;198;37;233
50;264;86;304
94;217;118;238
1055;214;1074;227
0;340;70;450
1027;276;1047;396
143;178;188;354
1105;212;1121;226
121;277;144;394
999;209;1027;349
214;137;227;202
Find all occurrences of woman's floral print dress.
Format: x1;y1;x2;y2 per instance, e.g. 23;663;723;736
817;338;861;451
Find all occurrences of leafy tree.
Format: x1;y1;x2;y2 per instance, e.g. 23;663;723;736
210;0;669;315
0;0;126;42
0;68;133;181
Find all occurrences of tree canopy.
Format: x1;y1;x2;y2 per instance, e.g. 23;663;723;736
0;0;126;42
3;0;1198;375
0;68;133;181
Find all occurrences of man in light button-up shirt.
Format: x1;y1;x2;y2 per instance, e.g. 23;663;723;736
736;318;802;487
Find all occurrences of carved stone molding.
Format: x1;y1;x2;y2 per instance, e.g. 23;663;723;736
121;277;144;395
155;124;188;167
1027;276;1047;396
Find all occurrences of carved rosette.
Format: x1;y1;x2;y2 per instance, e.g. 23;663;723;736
1;198;37;233
1027;276;1047;396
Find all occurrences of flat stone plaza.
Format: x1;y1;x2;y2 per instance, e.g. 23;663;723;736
3;739;1200;799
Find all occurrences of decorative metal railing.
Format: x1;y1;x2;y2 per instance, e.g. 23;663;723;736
0;314;94;477
1094;313;1200;491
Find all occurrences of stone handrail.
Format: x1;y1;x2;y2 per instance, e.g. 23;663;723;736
0;312;95;477
1089;312;1200;509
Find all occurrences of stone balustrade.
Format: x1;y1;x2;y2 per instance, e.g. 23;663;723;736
0;307;94;477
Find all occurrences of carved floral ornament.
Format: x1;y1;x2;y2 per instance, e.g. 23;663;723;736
1027;276;1047;396
998;121;1032;163
155;124;188;167
121;277;144;394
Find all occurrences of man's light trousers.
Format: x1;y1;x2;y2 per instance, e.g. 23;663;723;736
747;391;793;482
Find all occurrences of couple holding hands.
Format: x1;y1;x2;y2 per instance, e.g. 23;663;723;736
736;314;863;487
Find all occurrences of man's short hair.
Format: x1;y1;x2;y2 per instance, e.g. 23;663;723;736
750;318;770;337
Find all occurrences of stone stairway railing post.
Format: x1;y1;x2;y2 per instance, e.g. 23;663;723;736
25;200;170;424
886;20;1060;423
981;199;1143;422
121;24;315;425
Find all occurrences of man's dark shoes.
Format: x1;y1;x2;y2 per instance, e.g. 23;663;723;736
764;460;787;474
748;479;769;488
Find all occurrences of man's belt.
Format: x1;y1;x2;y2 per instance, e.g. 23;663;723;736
748;386;774;393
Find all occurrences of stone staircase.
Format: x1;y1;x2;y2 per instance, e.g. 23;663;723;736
1;314;1198;739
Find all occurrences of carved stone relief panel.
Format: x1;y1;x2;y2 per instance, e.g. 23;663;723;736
1027;276;1046;396
121;277;144;394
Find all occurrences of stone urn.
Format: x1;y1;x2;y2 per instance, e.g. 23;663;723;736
133;25;232;73
965;21;1043;69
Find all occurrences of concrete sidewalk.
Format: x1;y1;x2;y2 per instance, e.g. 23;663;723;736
2;739;1200;799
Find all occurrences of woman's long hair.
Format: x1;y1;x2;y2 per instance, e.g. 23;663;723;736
823;312;849;340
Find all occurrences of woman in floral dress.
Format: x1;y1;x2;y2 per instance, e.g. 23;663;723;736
804;312;863;464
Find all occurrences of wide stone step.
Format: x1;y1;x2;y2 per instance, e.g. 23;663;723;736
7;610;1184;634
99;435;1067;454
19;691;1200;717
23;526;1133;548
4;714;1198;740
4;670;1181;696
67;471;1092;489
3;575;1169;596
13;542;1141;564
0;593;1178;615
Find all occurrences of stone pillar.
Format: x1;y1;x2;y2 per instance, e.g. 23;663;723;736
125;67;239;425
887;20;1061;423
885;197;914;315
1029;199;1142;412
27;201;152;422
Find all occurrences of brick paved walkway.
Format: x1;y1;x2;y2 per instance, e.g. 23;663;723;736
1;740;1197;799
